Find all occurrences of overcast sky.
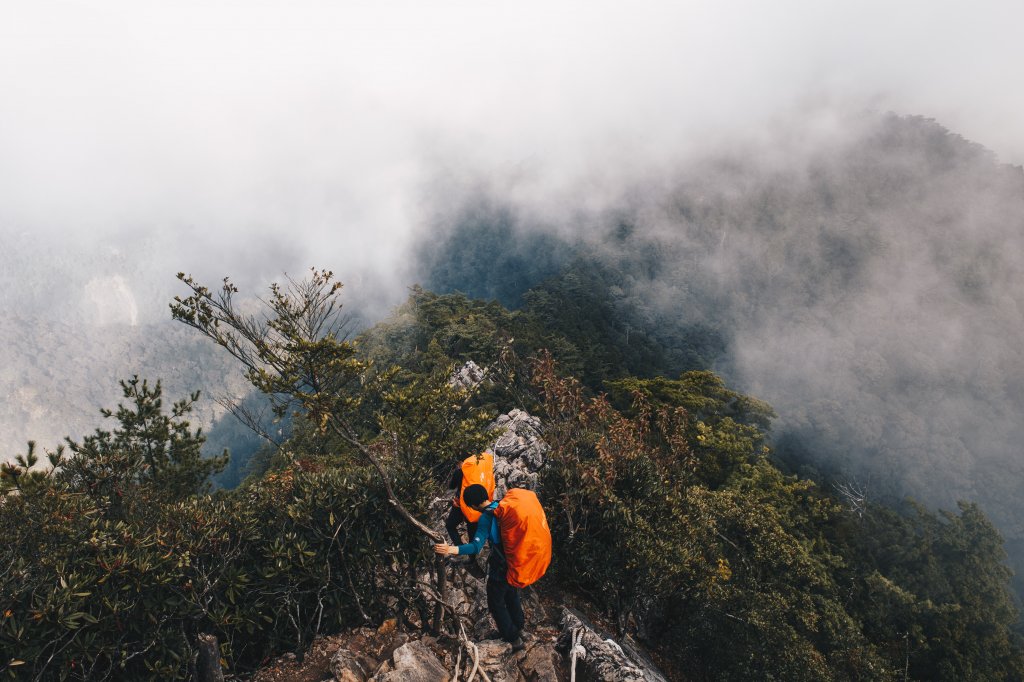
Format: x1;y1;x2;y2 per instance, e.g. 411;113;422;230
2;0;1024;316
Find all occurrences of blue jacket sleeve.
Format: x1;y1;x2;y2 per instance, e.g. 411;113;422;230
457;509;493;555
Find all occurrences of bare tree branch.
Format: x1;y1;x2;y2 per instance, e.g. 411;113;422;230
171;269;441;542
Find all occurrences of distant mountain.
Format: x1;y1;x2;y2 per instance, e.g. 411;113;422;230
0;316;250;457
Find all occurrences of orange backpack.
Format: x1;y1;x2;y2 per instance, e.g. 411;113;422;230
457;452;496;523
494;488;552;588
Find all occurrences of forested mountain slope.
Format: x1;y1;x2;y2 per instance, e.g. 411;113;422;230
5;112;1024;680
4;269;1023;680
0;316;248;456
416;112;1024;592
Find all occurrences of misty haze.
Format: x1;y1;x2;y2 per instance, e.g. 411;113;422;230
418;110;1024;555
4;2;1024;679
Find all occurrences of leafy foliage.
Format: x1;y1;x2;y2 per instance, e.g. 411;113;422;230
170;269;490;538
0;384;458;679
531;352;1024;681
843;501;1024;680
4;269;1024;681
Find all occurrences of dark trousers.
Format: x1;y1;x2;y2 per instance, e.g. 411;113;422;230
486;567;525;642
444;505;477;546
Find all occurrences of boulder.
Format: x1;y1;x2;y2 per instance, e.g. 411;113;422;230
489;408;548;498
450;361;487;392
519;642;564;682
470;639;519;682
505;468;539;494
371;640;449;682
331;648;374;682
491;410;548;472
329;622;409;682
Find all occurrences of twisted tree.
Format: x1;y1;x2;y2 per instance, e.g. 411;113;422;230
171;268;443;540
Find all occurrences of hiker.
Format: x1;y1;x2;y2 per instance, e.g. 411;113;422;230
445;451;496;547
434;484;552;652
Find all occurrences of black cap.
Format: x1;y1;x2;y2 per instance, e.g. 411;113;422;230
463;484;490;509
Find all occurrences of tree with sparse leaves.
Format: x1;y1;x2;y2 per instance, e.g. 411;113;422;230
170;268;491;540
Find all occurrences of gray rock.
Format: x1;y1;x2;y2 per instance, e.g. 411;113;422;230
558;609;667;682
519;643;564;682
471;639;519;682
488;408;549;499
331;648;374;682
506;468;539;492
493;457;513;480
444;565;489;626
450;361;487;392
371;640;449;682
486;409;549;499
492;432;548;470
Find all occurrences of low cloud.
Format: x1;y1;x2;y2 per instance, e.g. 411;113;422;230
3;2;1024;322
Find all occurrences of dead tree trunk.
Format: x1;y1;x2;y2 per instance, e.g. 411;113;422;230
196;633;224;682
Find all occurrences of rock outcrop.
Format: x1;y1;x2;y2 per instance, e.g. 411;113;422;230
373;640;449;682
449;360;487;392
558;609;667;682
490;408;548;497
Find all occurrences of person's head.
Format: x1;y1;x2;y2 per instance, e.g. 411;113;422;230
462;484;490;511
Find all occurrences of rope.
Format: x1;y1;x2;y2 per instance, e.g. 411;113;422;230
417;577;492;682
459;619;492;682
569;627;586;682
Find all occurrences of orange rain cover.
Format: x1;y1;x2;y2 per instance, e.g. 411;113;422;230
458;452;497;523
495;488;552;588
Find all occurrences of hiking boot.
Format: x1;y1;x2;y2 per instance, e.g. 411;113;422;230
510;636;526;653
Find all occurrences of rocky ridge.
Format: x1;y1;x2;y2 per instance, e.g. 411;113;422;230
253;363;667;682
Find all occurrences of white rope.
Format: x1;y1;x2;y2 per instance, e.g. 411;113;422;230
460;621;492;682
416;575;492;682
466;639;482;682
569;628;586;682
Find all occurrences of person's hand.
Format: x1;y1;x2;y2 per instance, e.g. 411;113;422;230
434;543;459;556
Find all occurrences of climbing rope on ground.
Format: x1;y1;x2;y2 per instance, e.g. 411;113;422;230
569;627;586;682
458;619;492;682
416;576;493;682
